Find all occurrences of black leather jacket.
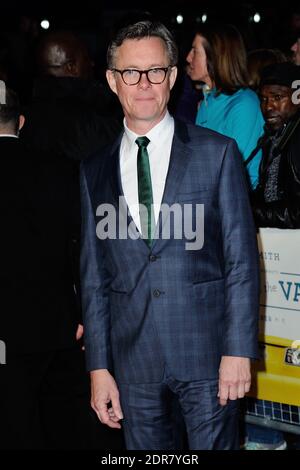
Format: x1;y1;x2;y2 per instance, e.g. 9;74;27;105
251;111;300;228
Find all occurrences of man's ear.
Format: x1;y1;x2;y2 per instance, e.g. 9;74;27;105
65;60;78;77
169;66;178;91
106;69;117;95
19;114;25;131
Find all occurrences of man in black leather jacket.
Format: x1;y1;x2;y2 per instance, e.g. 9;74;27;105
21;30;122;160
4;32;124;449
251;62;300;228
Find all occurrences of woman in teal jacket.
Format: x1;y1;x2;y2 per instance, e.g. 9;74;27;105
186;24;264;189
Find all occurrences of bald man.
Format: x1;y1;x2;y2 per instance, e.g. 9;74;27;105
14;32;123;449
36;31;94;79
21;30;122;159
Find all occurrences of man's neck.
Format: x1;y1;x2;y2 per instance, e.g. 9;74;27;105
125;111;168;135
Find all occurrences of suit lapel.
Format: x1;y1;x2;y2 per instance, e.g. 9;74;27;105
107;136;149;251
108;138;122;205
152;121;190;249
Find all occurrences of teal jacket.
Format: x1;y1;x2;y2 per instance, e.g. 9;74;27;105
196;87;264;189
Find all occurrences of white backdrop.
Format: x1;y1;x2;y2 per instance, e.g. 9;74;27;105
258;228;300;342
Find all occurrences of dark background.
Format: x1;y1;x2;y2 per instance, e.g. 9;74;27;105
1;1;300;103
2;1;300;51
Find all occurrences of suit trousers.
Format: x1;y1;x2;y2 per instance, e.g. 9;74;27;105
118;368;239;450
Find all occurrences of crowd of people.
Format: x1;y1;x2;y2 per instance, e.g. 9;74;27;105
0;9;300;450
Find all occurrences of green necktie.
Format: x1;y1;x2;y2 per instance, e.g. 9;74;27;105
136;136;154;247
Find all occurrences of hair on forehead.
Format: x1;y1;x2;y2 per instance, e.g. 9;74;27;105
107;20;178;69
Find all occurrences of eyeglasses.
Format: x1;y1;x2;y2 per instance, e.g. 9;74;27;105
111;66;172;85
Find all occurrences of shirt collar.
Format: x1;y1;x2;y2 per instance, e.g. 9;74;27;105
123;111;173;152
0;134;18;138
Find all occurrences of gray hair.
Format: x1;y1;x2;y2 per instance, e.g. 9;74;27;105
107;20;178;69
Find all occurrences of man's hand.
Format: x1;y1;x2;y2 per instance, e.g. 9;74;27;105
90;369;123;429
75;324;85;350
76;324;84;341
218;356;251;406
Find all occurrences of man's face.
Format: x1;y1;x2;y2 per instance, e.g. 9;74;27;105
291;38;300;65
106;37;177;133
186;34;211;86
260;84;299;132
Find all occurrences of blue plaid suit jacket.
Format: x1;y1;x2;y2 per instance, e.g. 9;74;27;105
80;120;259;383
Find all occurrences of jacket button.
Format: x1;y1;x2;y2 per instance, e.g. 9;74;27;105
153;289;161;298
149;254;157;262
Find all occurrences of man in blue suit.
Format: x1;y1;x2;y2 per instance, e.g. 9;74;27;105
80;20;260;450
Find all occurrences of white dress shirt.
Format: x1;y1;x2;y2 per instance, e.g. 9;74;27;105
0;134;18;138
120;111;174;233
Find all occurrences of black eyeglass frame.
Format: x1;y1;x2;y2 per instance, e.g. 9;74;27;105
111;66;173;85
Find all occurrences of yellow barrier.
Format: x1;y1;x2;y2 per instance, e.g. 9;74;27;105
248;229;300;406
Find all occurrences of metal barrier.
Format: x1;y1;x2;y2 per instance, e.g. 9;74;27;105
243;398;300;435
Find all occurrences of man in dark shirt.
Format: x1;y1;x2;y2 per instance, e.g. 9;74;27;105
0;85;124;449
21;30;122;160
246;61;300;450
251;61;300;228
